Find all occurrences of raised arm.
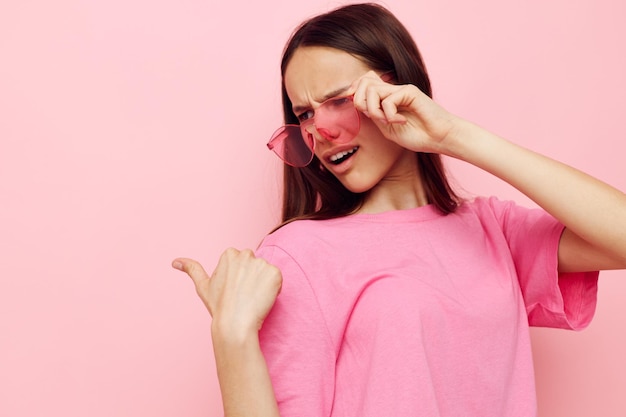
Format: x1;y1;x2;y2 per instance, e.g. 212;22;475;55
442;120;626;273
172;249;282;417
353;71;626;272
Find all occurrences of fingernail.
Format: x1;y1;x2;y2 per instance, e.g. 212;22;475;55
172;260;183;271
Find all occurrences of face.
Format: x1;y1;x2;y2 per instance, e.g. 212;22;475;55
284;46;419;194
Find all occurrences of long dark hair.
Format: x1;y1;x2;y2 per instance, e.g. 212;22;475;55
277;3;459;227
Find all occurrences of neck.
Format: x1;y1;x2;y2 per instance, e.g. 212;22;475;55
357;170;428;214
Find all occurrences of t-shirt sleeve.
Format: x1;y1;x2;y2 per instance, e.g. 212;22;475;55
486;197;599;330
255;244;335;417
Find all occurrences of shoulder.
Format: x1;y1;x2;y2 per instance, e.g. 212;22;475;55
259;216;356;251
461;196;563;247
458;195;515;215
451;196;562;244
457;196;541;225
260;219;325;249
254;218;339;266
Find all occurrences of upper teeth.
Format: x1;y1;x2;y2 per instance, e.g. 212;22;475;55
330;147;358;162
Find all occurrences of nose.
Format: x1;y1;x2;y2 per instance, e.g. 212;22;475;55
309;125;340;144
316;127;338;141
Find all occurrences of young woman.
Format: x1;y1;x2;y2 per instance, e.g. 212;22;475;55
172;3;626;416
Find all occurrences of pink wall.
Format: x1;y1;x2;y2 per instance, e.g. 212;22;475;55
1;1;624;416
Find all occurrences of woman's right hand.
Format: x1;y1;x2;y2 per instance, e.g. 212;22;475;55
172;248;282;339
351;71;462;156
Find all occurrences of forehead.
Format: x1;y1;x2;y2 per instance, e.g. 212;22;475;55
284;46;371;106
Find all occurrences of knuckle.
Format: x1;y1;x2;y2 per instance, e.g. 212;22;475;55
268;264;283;282
223;247;238;256
220;247;239;263
364;70;379;79
404;84;419;95
240;248;255;258
186;261;198;275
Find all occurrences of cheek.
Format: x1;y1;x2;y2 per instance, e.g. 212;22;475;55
355;118;386;149
358;118;397;154
358;115;379;135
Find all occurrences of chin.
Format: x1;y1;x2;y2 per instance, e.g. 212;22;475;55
339;178;376;194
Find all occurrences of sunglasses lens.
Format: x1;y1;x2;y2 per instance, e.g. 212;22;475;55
266;96;360;167
314;97;360;143
267;125;314;167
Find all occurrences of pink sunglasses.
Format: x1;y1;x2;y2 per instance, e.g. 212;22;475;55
266;95;360;167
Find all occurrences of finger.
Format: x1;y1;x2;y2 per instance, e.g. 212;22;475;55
352;71;384;109
380;86;418;124
212;247;241;277
171;257;211;287
380;97;405;124
365;86;388;122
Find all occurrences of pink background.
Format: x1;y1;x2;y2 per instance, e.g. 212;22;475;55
1;1;624;416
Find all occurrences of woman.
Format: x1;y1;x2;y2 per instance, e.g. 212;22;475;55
172;3;626;416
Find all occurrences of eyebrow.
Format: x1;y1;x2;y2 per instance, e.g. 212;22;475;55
292;85;351;115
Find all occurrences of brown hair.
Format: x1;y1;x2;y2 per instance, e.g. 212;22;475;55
276;3;459;227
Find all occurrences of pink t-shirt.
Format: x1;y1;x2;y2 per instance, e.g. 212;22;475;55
255;197;598;417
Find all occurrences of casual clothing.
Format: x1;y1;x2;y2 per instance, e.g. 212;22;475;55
255;197;598;417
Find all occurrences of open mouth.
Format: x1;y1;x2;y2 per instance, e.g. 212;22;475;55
329;146;358;165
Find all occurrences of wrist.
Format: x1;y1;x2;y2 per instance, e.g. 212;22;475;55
438;117;502;163
433;117;472;158
211;317;260;347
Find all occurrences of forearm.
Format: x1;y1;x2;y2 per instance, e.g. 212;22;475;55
212;324;280;417
443;119;626;265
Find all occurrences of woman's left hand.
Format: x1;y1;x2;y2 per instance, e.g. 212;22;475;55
352;71;462;155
